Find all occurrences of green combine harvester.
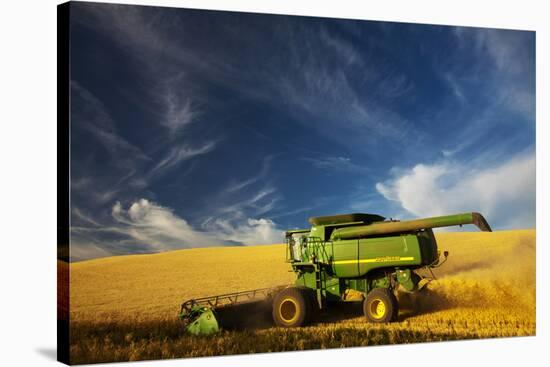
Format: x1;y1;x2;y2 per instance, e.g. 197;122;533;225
179;211;491;334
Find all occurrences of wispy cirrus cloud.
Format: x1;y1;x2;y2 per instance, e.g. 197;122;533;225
272;63;412;147
72;206;102;227
303;156;368;173
194;20;419;150
68;4;535;262
70;237;114;262
72;3;214;143
150;73;203;136
449;26;535;121
151;141;217;174
74;4;418;154
72;3;202;70
216;187;279;217
70;82;152;211
318;26;364;67
71;81;150;166
70;79;220;237
225;155;275;193
421;27;535;179
162;94;198;134
442;72;467;104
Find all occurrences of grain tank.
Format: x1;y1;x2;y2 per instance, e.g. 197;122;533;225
272;212;491;326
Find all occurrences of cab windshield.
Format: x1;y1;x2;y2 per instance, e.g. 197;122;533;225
288;232;308;261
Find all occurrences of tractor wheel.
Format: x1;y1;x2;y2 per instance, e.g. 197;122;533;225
272;287;310;327
364;288;398;323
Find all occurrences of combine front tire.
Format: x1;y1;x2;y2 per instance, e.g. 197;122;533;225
272;287;310;327
364;288;398;323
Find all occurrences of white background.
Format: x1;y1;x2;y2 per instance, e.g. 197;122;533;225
0;0;547;366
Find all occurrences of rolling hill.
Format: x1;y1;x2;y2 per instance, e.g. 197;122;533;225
68;230;535;364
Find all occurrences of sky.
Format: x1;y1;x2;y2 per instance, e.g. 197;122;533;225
69;2;536;261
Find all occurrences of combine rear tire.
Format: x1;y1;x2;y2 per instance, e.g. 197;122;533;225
364;288;398;323
272;287;310;327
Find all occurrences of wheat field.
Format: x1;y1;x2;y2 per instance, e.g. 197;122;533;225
67;230;535;364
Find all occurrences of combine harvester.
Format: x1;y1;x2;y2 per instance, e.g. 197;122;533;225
179;212;491;334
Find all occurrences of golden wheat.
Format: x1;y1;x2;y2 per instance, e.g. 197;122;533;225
68;230;535;364
70;243;294;321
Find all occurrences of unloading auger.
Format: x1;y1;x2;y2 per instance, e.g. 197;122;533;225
179;212;491;334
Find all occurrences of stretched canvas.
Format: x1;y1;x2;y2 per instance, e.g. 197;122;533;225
58;1;536;365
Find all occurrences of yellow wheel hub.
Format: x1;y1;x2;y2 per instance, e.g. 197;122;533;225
370;298;386;319
279;298;299;323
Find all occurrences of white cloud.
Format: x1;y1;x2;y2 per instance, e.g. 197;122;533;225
376;152;535;229
72;198;284;260
204;218;283;246
111;198;213;250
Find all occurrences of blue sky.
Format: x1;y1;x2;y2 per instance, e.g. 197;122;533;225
69;2;535;261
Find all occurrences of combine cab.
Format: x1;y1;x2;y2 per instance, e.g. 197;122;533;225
180;212;492;332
